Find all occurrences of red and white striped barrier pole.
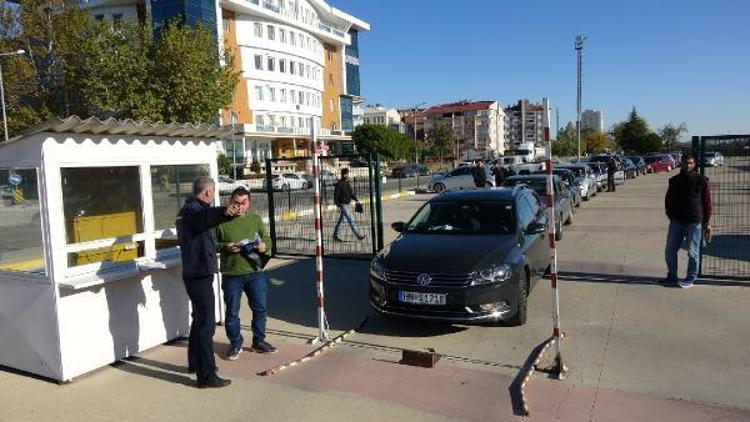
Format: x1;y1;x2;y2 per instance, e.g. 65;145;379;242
310;118;330;343
543;97;566;379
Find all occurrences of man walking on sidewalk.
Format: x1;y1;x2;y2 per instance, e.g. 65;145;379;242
333;168;365;241
177;176;239;389
216;187;276;360
606;156;617;192
663;152;712;288
473;159;488;188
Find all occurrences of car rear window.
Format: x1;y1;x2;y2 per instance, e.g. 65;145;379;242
406;201;514;235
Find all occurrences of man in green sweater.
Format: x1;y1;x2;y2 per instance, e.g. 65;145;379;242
216;187;276;359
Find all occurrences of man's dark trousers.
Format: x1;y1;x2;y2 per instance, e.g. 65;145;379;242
607;174;616;192
184;276;217;381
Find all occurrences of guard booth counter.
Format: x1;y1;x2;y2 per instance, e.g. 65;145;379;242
0;117;234;382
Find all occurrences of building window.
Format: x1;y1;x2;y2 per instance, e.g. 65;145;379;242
254;22;263;37
298;91;304;105
305;65;311;79
279;28;286;43
327;49;332;62
255;86;263;101
330;122;337;131
268;87;276;102
254;54;263;70
151;165;209;233
298;62;304;76
288;90;294;103
290;90;296;103
289;61;296;75
328;73;334;86
256;114;265;126
306;92;311;106
290;31;296;46
267;56;275;71
329;99;334;112
279;89;286;103
279;59;286;73
267;25;275;41
222;17;230;33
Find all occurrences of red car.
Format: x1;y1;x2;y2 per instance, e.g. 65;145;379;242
644;155;673;173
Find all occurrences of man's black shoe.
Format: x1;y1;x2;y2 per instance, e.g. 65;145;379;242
252;340;278;354
196;375;231;389
187;366;196;374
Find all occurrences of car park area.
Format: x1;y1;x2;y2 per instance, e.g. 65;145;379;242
3;162;749;421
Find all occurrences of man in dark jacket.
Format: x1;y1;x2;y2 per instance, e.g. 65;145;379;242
176;176;239;388
663;152;712;288
606;156;617;192
491;161;507;187
333;168;364;241
473;159;488;188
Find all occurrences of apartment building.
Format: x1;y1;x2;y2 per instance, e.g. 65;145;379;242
504;99;545;149
361;105;403;132
77;0;369;161
399;108;426;141
581;109;605;133
423;101;506;160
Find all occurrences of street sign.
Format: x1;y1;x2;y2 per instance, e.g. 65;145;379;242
8;171;22;187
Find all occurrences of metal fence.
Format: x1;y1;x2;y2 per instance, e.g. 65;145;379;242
264;155;383;260
693;135;750;280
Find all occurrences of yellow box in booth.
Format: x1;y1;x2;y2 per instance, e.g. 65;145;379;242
71;211;139;266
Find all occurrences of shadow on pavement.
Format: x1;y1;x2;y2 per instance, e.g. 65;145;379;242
558;271;749;287
703;234;750;262
264;258;468;337
110;359;194;387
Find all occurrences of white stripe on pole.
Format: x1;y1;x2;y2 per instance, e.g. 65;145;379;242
311;117;329;343
543;97;566;379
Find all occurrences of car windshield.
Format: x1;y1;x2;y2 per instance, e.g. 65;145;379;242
705;152;717;157
503;179;549;196
560;167;585;177
406;201;515;235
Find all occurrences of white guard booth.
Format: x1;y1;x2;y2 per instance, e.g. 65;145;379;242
0;117;232;382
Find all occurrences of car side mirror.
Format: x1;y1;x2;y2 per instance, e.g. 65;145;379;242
391;222;406;232
525;221;547;235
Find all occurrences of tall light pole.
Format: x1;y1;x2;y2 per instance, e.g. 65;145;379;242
413;101;426;163
0;49;26;143
575;35;587;162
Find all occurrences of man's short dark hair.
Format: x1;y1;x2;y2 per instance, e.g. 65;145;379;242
682;152;695;162
230;186;250;199
341;168;349;176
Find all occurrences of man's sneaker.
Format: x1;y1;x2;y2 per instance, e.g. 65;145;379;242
196;375;231;389
252;340;278;354
678;279;695;289
658;278;678;286
225;346;242;361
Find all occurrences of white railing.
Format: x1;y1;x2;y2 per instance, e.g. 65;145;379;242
243;0;347;41
234;123;340;137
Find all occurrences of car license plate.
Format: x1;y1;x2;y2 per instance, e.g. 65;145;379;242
398;291;447;305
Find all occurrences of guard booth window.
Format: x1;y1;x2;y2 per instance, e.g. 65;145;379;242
151;164;209;251
61;167;144;268
0;168;45;275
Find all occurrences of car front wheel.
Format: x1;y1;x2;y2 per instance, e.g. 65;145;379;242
433;183;446;193
508;269;529;326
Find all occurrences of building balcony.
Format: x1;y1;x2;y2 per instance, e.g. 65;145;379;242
231;123;349;139
240;0;349;43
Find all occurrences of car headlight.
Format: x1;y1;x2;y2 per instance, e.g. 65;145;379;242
370;259;386;281
471;264;512;286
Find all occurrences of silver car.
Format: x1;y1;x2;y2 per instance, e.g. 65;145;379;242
428;166;493;192
557;164;597;201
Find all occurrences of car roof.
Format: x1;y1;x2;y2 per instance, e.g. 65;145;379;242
433;187;524;202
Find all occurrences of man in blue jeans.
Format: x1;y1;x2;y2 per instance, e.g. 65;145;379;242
216;187;276;359
333;168;365;241
663;152;712;288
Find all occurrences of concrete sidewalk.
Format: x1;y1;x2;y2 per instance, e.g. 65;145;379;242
2;172;749;421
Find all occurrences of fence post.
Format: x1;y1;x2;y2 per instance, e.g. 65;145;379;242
373;153;384;251
368;153;378;255
265;159;277;256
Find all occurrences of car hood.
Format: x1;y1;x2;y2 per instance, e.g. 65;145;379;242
381;233;518;274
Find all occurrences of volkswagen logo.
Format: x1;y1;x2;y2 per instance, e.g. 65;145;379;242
417;273;432;286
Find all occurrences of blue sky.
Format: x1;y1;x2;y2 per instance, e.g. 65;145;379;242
329;0;750;137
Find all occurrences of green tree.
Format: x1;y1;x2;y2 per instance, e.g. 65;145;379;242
643;133;663;153
352;124;413;161
552;121;577;157
217;154;231;175
425;122;454;163
658;122;688;150
583;130;615;154
613;107;654;153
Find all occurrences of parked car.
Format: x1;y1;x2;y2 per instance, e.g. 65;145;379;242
428;166;493;192
532;168;581;208
556;164;597;201
320;170;337;185
391;164;429;178
626;156;647;175
643;155;672;173
272;173;308;191
588;155;626;185
217;175;247;195
502;175;573;241
584;162;606;192
661;154;676;170
369;187;551;325
702;151;725;167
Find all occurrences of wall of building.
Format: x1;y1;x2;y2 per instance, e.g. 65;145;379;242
321;43;342;131
221;10;252;125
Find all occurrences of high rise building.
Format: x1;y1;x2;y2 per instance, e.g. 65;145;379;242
504;99;545;149
77;0;370;160
581;109;605;133
423;101;506;161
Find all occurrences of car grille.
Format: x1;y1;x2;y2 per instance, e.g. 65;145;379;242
385;270;473;287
